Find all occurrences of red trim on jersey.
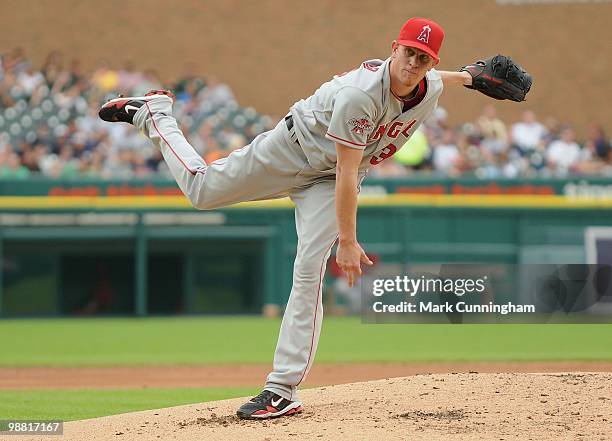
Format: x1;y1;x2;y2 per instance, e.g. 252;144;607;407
296;236;338;387
326;132;366;147
391;78;428;112
145;102;203;176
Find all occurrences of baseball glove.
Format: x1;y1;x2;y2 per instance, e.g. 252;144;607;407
460;55;532;102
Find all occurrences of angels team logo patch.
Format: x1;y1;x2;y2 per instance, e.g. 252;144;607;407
417;25;431;44
347;117;374;135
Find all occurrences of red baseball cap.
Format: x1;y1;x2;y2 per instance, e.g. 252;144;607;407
397;18;445;61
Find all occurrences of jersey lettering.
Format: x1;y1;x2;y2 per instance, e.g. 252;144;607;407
387;121;404;138
368;119;417;142
401;119;417;137
370;124;387;142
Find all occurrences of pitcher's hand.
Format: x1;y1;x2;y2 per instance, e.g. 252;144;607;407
336;240;373;287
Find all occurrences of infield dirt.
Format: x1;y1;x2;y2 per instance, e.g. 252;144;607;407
3;361;612;389
22;372;612;441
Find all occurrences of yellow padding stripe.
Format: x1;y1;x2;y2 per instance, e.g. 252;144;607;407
0;194;611;209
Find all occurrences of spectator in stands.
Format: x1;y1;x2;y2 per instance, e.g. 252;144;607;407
201;76;235;108
117;61;143;93
40;51;63;88
477;105;508;155
574;124;612;175
546;127;581;174
57;144;80;178
30;124;57;153
92;60;119;93
542;116;561;144
31;143;48;172
190;120;213;156
55;84;88;111
432;129;461;175
587;124;611;162
511;110;547;154
176;77;204;104
69;59;88;90
1;150;30;178
133;68;162;96
455;127;482;175
393;128;431;171
19;142;41;173
17;64;45;96
0;69;17;107
131;150;152;177
2;47;29;75
218;126;247;151
423;105;448;140
203;143;226;164
145;149;164;174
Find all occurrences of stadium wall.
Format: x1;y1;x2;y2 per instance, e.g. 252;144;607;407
2;193;612;317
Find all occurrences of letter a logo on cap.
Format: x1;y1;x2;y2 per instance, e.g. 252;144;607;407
417;25;431;43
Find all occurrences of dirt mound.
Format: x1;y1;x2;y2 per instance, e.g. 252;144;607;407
28;372;612;440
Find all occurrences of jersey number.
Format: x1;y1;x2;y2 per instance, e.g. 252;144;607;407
370;143;397;165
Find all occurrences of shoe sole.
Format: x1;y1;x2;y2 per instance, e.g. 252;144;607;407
99;94;173;122
237;402;304;420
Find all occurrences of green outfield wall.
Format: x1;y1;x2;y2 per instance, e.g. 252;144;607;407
2;190;612;317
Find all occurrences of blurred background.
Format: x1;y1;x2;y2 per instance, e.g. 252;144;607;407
0;0;611;317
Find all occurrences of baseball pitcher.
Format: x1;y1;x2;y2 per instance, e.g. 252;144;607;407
99;17;531;419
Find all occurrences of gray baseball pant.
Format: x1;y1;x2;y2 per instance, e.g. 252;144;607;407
134;95;340;401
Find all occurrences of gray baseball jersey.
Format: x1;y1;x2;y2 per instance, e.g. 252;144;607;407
131;58;443;403
290;58;443;172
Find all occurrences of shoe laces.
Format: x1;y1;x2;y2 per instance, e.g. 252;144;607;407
250;390;275;404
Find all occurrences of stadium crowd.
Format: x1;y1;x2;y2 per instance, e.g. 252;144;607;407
0;48;610;180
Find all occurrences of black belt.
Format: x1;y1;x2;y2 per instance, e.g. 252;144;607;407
284;115;300;146
284;114;294;131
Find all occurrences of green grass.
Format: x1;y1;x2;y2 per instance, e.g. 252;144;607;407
0;387;258;421
0;317;610;366
1;317;610;422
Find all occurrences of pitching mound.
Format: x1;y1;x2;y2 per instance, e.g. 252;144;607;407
33;373;612;440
